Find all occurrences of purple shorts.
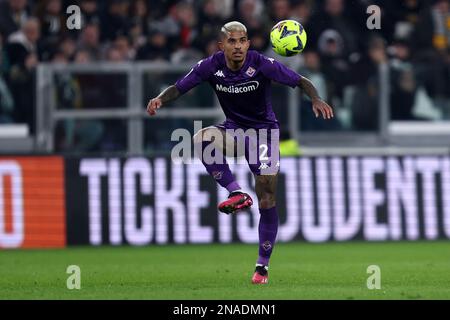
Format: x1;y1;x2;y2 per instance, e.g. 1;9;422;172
215;121;280;175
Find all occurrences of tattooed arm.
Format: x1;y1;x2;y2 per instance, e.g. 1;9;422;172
146;85;181;116
298;77;334;119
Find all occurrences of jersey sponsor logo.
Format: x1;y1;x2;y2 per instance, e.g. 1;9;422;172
245;66;256;77
215;81;259;94
214;70;225;77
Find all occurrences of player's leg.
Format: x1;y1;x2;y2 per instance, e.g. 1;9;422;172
244;127;280;284
252;173;279;284
193;126;253;213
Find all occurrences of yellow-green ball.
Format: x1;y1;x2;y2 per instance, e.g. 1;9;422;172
270;20;307;57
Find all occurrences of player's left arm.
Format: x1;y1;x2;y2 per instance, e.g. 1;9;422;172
298;77;334;119
260;55;333;119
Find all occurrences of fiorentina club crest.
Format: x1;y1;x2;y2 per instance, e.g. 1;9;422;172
262;241;272;251
212;171;223;180
245;66;256;77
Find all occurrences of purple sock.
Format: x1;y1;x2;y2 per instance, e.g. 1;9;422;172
257;206;279;266
196;141;241;193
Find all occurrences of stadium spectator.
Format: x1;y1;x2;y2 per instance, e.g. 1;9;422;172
0;0;447;143
0;77;14;123
383;0;427;43
430;0;450;53
212;0;234;20
74;48;91;64
351;35;388;130
299;49;342;131
101;0;131;42
5;17;41;133
289;0;313;28
146;0;169;21
317;29;351;101
106;46;125;63
76;22;101;61
194;0;224;51
128;20;146;52
269;0;292;24
412;0;450;117
35;0;66;61
389;39;413;66
0;0;30;39
390;66;420;120
170;46;203;64
309;0;359;56
129;0;149;36
113;35;134;60
0;34;14;123
79;0;101;26
58;36;77;61
249;30;270;52
135;28;170;61
51;49;68;64
149;2;182;52
0;33;8;73
175;1;198;48
234;0;268;35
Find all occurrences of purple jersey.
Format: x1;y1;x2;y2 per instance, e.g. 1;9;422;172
175;50;302;129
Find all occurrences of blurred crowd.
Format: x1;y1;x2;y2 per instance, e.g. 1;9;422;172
0;0;449;151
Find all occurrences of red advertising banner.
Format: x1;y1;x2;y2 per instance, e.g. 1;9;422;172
0;157;66;249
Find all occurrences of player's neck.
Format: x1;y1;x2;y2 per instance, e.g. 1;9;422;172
225;56;246;72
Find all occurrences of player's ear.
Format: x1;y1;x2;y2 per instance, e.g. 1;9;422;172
218;41;224;51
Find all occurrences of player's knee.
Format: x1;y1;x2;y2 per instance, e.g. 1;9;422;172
192;129;204;145
193;128;219;145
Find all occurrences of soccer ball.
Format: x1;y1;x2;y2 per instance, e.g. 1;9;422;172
270;20;307;57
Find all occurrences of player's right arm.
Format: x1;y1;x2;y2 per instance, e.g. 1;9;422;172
146;57;212;116
146;85;180;116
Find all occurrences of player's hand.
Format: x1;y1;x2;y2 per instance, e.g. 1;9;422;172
146;98;162;116
312;98;334;119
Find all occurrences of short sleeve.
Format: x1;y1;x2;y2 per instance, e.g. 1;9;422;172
259;55;302;88
175;57;213;94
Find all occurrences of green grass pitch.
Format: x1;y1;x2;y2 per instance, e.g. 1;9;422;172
1;241;449;299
